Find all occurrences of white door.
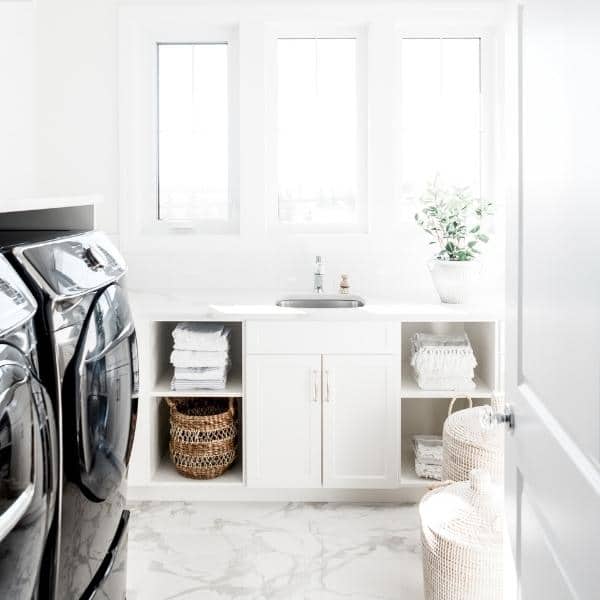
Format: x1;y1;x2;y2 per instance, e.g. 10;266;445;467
322;354;400;488
246;354;322;488
506;1;600;598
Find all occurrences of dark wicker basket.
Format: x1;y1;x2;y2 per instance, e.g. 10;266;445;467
166;397;237;479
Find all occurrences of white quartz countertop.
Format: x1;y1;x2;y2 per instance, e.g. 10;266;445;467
0;193;102;214
128;289;504;322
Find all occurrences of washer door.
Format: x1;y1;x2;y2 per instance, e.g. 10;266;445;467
0;347;55;599
69;284;138;502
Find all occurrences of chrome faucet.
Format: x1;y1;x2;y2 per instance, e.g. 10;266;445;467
313;256;324;294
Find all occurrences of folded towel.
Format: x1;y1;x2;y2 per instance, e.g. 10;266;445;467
170;349;229;368
172;323;230;352
415;461;442;480
173;366;228;381
413;435;443;464
414;332;470;347
170;378;227;391
416;374;476;391
410;332;477;376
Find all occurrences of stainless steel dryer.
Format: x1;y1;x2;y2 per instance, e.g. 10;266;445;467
10;231;138;600
0;254;58;599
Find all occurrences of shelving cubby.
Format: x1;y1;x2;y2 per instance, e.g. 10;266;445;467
399;396;492;486
144;320;246;489
400;321;498;399
128;310;502;501
398;319;498;486
148;320;244;398
149;395;244;487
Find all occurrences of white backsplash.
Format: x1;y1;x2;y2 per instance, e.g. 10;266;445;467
121;225;505;300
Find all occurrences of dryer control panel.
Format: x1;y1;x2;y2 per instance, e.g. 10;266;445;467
12;232;127;300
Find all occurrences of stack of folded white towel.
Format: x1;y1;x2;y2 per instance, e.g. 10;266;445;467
413;434;443;480
410;332;477;391
170;323;230;391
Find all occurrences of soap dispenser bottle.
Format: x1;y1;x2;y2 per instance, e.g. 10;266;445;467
338;274;350;294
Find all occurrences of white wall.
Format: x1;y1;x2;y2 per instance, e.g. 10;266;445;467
0;1;34;202
29;0;505;301
34;0;119;234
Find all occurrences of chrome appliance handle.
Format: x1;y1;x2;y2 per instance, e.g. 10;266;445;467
0;484;35;544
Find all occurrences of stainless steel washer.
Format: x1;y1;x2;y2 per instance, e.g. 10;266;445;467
10;231;138;600
0;254;58;600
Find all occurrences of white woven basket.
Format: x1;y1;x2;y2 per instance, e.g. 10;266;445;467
442;396;504;483
420;469;504;600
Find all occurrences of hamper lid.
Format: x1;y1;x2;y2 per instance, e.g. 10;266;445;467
444;405;504;452
419;469;503;548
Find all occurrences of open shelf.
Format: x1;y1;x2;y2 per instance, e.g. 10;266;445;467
400;396;490;486
400;321;497;398
151;368;243;398
401;369;492;399
148;395;244;486
153;454;244;487
400;440;437;487
148;320;244;395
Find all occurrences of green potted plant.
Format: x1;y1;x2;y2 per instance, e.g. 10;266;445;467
415;178;494;303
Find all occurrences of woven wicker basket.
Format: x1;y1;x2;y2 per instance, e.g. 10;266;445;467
420;469;504;600
442;396;504;483
166;397;237;479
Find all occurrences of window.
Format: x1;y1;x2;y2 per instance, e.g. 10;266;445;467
400;38;481;198
157;43;229;222
276;37;364;227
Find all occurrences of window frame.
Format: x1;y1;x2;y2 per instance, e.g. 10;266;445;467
118;5;500;255
120;15;240;245
151;29;239;234
264;24;369;234
394;25;495;217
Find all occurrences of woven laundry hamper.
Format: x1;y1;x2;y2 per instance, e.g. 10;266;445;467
166;397;237;479
442;396;504;483
419;469;504;600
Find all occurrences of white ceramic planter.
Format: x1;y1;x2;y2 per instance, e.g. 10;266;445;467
428;259;481;304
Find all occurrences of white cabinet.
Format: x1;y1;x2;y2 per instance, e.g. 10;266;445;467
246;349;401;490
128;315;500;500
322;355;400;488
246;355;322;488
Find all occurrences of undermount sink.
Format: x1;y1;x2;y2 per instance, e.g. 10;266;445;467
276;295;366;309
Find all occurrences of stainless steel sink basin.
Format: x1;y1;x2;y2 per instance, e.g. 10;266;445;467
276;295;365;309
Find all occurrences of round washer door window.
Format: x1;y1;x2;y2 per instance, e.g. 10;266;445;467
71;284;138;502
0;350;50;600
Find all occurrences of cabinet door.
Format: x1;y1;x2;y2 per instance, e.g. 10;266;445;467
246;355;322;488
322;355;400;488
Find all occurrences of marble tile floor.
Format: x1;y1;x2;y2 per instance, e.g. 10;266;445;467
127;502;423;600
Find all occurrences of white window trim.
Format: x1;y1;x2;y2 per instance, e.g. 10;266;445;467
119;9;240;254
118;3;502;255
393;24;498;219
264;24;369;234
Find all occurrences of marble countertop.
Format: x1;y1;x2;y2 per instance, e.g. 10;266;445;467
128;288;504;322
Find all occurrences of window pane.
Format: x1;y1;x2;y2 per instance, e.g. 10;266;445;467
158;43;229;221
277;38;359;225
400;38;481;198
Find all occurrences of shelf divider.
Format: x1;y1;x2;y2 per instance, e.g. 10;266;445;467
151;369;243;398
